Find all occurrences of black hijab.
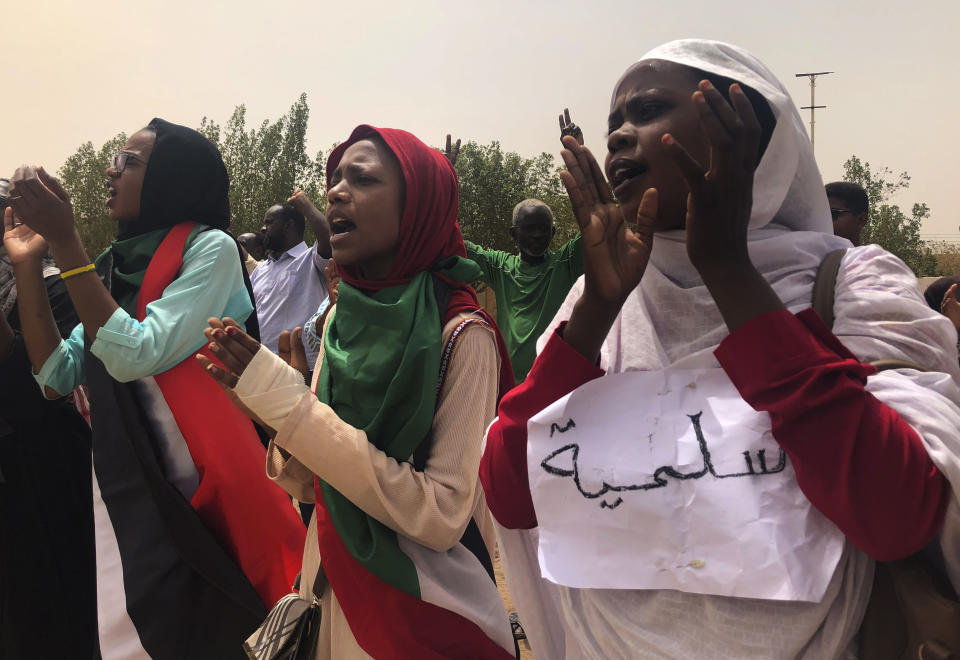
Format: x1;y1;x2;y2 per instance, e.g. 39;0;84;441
104;119;258;344
117;118;230;240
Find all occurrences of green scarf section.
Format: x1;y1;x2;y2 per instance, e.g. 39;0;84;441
95;225;204;315
316;256;482;598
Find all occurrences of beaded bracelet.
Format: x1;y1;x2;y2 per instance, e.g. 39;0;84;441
60;263;96;281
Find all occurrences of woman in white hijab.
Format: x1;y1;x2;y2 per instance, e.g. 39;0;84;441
480;39;960;659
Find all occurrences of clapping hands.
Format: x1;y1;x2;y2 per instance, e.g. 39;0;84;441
559;136;657;310
7;166;76;247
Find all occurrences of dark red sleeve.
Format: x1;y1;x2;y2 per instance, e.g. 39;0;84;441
479;325;605;529
715;308;949;561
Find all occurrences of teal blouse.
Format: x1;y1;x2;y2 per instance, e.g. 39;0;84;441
35;230;253;397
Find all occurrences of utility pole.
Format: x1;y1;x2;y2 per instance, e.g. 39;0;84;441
795;71;833;153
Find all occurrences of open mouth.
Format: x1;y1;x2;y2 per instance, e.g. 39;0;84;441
609;160;647;196
330;218;356;235
105;185;118;207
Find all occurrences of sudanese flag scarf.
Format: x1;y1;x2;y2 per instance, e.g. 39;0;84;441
314;126;515;658
86;119;303;660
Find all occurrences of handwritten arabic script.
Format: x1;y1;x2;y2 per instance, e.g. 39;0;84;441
526;367;845;599
540;411;786;509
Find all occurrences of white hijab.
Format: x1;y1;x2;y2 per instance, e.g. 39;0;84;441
584;40;848;371
548;39;955;377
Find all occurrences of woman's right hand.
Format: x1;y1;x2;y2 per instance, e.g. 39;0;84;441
559;135;657;311
3;207;49;265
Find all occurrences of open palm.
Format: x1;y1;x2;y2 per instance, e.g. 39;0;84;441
558;136;657;307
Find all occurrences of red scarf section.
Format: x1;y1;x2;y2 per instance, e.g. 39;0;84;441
137;222;305;607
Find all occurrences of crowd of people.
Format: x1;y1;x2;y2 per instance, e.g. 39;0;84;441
1;38;958;660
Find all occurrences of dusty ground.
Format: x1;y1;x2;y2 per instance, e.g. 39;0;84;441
494;550;534;659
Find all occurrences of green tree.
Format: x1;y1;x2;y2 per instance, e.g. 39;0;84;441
842;155;937;276
58;133;127;258
452;140;576;253
202;94;325;238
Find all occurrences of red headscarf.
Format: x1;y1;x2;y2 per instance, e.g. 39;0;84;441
326;125;515;392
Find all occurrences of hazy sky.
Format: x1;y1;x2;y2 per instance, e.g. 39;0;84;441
4;0;957;237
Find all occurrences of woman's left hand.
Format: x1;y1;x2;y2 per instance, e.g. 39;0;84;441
197;317;261;389
7;166;77;246
662;80;763;279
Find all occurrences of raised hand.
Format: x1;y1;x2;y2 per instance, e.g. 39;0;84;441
661;80;762;276
559;108;584;146
443;134;461;166
287;189;310;208
3;207;49;265
559;135;656;309
7;166;76;246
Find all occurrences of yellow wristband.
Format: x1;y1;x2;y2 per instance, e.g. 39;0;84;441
60;263;96;281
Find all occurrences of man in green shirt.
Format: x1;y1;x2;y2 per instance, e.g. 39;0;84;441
465;199;582;383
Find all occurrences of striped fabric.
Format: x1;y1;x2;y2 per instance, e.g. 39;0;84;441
314;485;516;659
312;317;515;659
243;593;317;660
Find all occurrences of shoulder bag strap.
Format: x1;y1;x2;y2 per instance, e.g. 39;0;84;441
411;316;490;472
811;248;847;330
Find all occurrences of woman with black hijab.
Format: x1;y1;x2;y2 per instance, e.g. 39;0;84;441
5;119;305;660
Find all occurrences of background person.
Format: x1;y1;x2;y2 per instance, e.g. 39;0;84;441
237;231;265;274
924;276;960;336
826;180;869;246
251;193;330;371
465;199;581;384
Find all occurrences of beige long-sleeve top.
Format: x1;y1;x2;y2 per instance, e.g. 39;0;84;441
234;310;501;660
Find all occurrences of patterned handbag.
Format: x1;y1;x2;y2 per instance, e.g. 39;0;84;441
243;570;325;660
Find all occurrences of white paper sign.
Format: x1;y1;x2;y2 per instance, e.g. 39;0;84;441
527;368;845;602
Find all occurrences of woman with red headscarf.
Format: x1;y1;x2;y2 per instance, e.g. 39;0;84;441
200;126;516;659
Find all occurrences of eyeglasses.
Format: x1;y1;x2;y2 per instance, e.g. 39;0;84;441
111;151;143;174
830;208;852;221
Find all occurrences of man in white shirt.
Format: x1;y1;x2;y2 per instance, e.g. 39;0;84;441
250;195;331;371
